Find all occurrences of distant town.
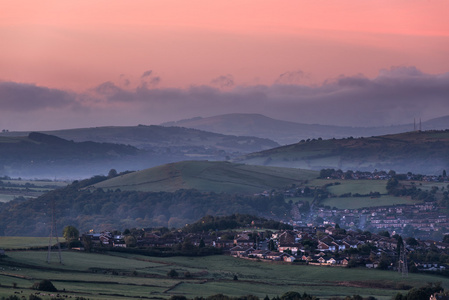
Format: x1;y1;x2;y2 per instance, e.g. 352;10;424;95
80;221;449;275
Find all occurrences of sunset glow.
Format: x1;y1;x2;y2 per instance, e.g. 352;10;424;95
1;0;449;130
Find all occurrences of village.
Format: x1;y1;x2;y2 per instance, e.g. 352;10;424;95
305;202;448;239
283;169;449;240
81;222;449;274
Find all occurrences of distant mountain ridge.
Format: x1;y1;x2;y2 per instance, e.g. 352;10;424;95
0;126;279;178
235;130;449;175
162;113;449;145
0;124;278;152
0;132;146;179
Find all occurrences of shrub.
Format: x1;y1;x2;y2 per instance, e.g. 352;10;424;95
31;279;57;292
167;269;179;278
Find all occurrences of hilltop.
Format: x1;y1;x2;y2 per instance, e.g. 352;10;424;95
0;124;278;153
235;130;449;175
0;161;318;235
0;132;144;178
162;113;449;145
90;160;318;194
0;127;278;178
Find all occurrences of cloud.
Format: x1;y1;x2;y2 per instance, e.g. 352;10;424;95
140;70;161;88
119;74;131;87
275;70;309;85
211;74;234;89
141;70;153;78
1;66;449;131
0;81;78;112
93;81;122;96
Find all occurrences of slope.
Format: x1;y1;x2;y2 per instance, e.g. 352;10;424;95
162;113;449;145
0;132;144;178
91;160;318;194
0;124;279;153
0;162;318;235
235;130;449;175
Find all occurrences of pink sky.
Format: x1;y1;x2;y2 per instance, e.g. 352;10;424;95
1;0;448;90
1;1;449;130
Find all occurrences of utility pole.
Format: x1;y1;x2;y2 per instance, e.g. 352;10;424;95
47;198;62;264
398;240;408;277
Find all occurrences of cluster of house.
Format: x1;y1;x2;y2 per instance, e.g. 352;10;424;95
81;225;449;271
226;227;365;265
302;202;448;237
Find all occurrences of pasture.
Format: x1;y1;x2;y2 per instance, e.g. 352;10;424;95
0;179;69;202
0;237;64;249
1;249;449;300
320;196;418;210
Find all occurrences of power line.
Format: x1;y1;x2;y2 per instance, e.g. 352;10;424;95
47;198;62;264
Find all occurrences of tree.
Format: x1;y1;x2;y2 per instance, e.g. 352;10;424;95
124;235;137;247
377;253;391;270
443;235;449;244
406;237;418;246
31;280;57;292
386;178;399;193
268;239;277;251
167;269;178;278
108;168;118;178
280;291;302;300
62;225;79;243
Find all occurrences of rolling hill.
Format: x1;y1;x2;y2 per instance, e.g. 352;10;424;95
90;160;318;194
162;113;449;145
0;161;318;235
0;132;146;179
0;124;278;153
235;130;449;175
0;127;279;179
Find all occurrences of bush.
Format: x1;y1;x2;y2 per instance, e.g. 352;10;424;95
31;279;57;292
167;269;179;278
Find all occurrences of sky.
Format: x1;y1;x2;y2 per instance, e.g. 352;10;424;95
1;0;449;130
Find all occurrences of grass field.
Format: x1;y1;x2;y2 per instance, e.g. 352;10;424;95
1;250;449;300
0;237;65;249
320;196;419;210
0;194;15;202
322;180;388;195
92;161;319;194
0;179;69;203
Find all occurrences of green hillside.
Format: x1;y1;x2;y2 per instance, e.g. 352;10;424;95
0;162;313;234
92;160;318;194
235;130;449;175
162;113;449;145
2;250;448;299
0;124;279;152
0;132;144;178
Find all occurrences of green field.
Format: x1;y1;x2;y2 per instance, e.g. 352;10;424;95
0;194;15;202
0;237;65;249
1;250;449;300
236;130;449;175
0;179;69;202
92;161;319;194
320;196;419;210
321;180;388;195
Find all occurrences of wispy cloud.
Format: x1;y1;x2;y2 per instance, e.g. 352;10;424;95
275;70;309;85
211;74;234;89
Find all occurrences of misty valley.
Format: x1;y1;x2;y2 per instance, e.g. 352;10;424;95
1;114;449;300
